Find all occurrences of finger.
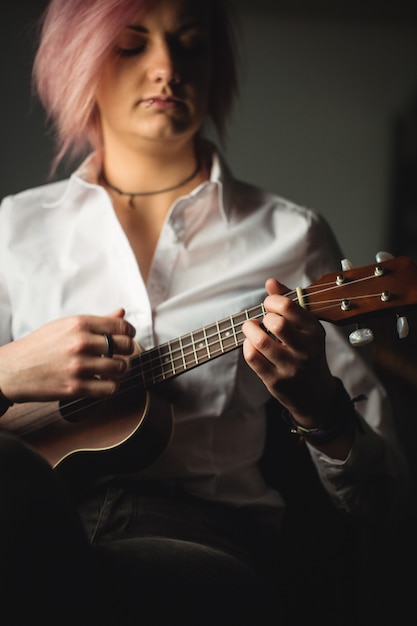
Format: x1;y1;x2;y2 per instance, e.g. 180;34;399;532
265;278;289;297
259;293;300;349
80;312;136;339
95;355;130;379
109;308;128;319
97;332;135;358
70;331;133;359
103;333;114;358
68;374;122;398
242;318;289;363
262;307;323;362
242;343;271;379
242;331;288;390
79;354;129;382
69;313;136;357
51;353;129;399
98;316;136;339
261;310;298;349
264;288;320;336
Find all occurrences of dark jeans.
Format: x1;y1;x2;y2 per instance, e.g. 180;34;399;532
0;433;280;626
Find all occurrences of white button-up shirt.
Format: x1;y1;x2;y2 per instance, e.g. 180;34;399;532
0;143;408;527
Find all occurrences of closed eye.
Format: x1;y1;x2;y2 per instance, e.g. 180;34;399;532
170;35;208;59
116;45;146;57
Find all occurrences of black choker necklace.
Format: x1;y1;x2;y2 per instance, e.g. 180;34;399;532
101;161;201;208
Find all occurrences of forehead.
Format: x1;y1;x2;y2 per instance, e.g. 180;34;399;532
133;0;211;29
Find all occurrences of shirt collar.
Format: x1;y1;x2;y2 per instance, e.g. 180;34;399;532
196;139;234;224
74;151;102;185
56;142;235;223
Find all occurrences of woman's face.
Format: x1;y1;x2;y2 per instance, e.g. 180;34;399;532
96;0;212;151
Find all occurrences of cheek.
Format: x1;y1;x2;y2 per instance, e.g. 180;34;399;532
96;57;137;106
96;71;115;117
96;73;132;119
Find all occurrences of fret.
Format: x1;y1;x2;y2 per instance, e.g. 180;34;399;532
215;321;224;353
166;340;175;377
230;315;238;346
133;353;146;387
158;343;172;381
202;326;210;359
190;329;209;365
179;336;186;370
151;347;164;383
167;339;182;375
217;317;239;351
230;311;249;345
204;322;221;358
137;348;154;386
182;332;198;369
138;342;174;386
167;337;189;375
190;331;199;366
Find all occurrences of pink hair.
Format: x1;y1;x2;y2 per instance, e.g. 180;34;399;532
33;0;142;174
33;0;239;174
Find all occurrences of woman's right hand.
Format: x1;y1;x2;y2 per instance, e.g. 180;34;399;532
0;308;136;403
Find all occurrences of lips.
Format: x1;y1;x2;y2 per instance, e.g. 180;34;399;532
141;96;183;109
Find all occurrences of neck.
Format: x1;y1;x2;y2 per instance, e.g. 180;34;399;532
101;159;201;206
101;140;202;197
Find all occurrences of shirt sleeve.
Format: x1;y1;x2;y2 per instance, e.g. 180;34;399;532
306;341;410;528
0;197;13;346
300;212;410;526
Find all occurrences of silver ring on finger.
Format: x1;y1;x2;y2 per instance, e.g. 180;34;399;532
103;333;114;358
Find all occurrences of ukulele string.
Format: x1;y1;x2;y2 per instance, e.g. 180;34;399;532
56;273;383;419
111;273;381;388
16;273;380;426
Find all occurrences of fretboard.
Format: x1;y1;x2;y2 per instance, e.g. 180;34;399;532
132;303;266;388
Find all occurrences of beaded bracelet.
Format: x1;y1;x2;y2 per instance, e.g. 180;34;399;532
281;378;361;444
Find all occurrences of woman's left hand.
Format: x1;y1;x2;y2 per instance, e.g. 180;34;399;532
242;278;340;428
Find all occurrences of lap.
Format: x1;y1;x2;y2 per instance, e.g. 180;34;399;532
0;433;357;626
94;536;276;625
79;477;281;624
0;438;280;625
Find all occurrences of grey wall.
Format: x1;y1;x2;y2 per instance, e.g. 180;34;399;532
226;4;417;266
2;1;417;267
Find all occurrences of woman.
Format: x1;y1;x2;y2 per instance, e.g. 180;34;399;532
0;0;409;624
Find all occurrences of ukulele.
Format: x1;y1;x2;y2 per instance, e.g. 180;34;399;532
2;255;417;486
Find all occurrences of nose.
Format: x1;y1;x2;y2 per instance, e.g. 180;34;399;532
147;39;180;85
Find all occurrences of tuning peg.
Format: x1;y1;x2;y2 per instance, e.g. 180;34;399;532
375;251;394;262
341;258;353;270
349;327;374;347
397;316;409;339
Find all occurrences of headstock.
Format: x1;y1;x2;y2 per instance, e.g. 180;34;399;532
301;253;417;346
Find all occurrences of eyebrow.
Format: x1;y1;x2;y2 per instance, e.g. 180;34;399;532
127;19;205;35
